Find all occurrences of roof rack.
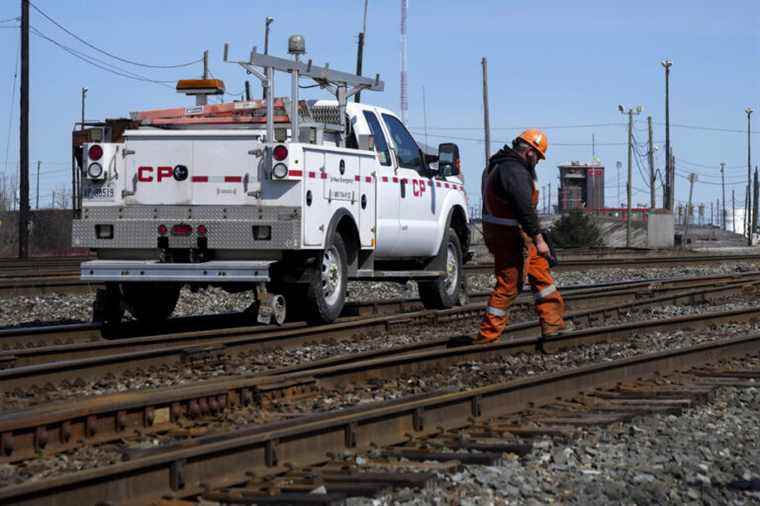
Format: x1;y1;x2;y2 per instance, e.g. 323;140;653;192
223;36;384;147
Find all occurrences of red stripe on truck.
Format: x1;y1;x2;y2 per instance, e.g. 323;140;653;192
224;176;242;183
288;170;303;177
192;176;208;183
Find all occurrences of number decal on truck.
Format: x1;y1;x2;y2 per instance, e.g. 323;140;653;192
83;186;115;201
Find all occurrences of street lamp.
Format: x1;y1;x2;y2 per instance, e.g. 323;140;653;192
264;17;274;55
661;59;672;210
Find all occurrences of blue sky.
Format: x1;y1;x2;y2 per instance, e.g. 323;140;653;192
0;0;757;214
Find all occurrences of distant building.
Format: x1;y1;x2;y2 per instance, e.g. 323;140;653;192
557;160;604;212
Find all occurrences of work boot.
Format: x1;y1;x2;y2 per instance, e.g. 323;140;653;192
541;320;574;338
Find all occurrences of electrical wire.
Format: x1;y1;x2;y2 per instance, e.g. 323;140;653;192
29;1;202;69
409;131;628;147
0;16;19;24
408;122;627;131
3;27;19;178
30;26;175;88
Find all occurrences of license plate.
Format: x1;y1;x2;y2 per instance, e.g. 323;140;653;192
84;186;115;200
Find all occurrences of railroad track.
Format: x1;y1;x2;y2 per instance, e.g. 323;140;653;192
0;274;758;466
2;252;760;296
0;270;752;350
1;324;757;504
0;272;757;392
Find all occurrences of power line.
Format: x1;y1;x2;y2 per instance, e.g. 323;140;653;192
30;26;175;88
409;122;627;131
409;131;628;146
28;0;202;69
3;24;20;183
0;16;19;24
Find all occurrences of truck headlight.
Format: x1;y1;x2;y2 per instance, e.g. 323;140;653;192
272;163;288;179
87;162;104;179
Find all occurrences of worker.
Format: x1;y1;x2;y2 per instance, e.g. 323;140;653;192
476;129;566;344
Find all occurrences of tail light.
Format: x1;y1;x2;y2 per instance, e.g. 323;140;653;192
273;145;288;161
196;224;208;236
157;224;168;236
171;224;193;236
88;144;103;161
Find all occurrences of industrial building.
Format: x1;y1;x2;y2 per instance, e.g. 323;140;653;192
557;160;605;212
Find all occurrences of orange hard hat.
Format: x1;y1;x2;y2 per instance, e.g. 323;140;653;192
516;128;548;159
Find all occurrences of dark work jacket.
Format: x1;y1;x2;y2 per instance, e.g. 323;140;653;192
482;146;541;238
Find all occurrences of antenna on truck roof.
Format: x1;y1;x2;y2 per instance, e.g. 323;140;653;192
224;36;384;147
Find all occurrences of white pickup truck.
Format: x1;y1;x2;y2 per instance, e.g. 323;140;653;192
73;40;471;326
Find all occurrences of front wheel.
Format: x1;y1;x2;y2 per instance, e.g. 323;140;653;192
304;234;348;323
419;227;463;309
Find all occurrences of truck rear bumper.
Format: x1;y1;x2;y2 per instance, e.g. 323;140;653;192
81;260;274;283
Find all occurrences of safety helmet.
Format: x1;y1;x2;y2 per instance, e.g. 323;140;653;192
516;128;548;160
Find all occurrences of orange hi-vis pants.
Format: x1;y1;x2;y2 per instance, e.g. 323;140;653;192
478;227;565;342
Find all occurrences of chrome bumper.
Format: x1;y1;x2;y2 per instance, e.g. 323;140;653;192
81;260;274;283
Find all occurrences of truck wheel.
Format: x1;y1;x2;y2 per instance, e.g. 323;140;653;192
121;282;181;324
305;234;348;323
93;284;124;327
419;228;463;309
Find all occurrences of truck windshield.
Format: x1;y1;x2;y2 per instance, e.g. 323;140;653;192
382;114;423;171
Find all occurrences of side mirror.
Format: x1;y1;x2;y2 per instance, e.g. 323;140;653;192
438;143;461;177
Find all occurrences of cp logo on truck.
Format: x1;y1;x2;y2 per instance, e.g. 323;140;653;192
137;166;187;182
173;165;188;181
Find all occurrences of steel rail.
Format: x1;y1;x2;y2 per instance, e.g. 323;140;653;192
0;279;757;463
1;271;754;351
2;331;758;504
0;275;755;387
2;252;760;296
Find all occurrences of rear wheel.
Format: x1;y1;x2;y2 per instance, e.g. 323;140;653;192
121;282;181;325
304;234;348;323
419;227;463;309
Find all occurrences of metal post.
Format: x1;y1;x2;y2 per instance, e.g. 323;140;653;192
18;0;29;259
683;173;697;248
263;17;273;101
291;65;299;143
746;108;753;245
481;57;491;164
355;0;369;104
753;167;759;243
337;85;348;148
661;59;672;210
647;116;656;209
265;66;274;143
35;160;39;209
244;81;251;101
732;189;736;234
80;87;87;130
203;50;209;79
548;183;552;214
627;109;633;246
721;162;726;230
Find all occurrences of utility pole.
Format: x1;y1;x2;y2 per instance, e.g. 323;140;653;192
647;116;656;209
720;162;726;230
35;160;40;209
197;50;209;106
18;0;29;259
683;173;697;248
481;57;491;164
754;167;759;243
746;107;753;245
354;0;368;103
732;189;736;233
400;0;408;124
80;88;87;130
620;105;642;247
661;59;673;210
244;81;251;101
616;161;622;207
548;183;552;214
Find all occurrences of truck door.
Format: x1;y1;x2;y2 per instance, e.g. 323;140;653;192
363;111;399;257
381;113;439;257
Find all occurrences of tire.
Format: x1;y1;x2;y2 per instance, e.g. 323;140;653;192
92;284;125;327
419;227;463;309
121;282;181;325
304;234;348;323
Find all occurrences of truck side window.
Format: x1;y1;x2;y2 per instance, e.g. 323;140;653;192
362;111;391;166
382;114;422;171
